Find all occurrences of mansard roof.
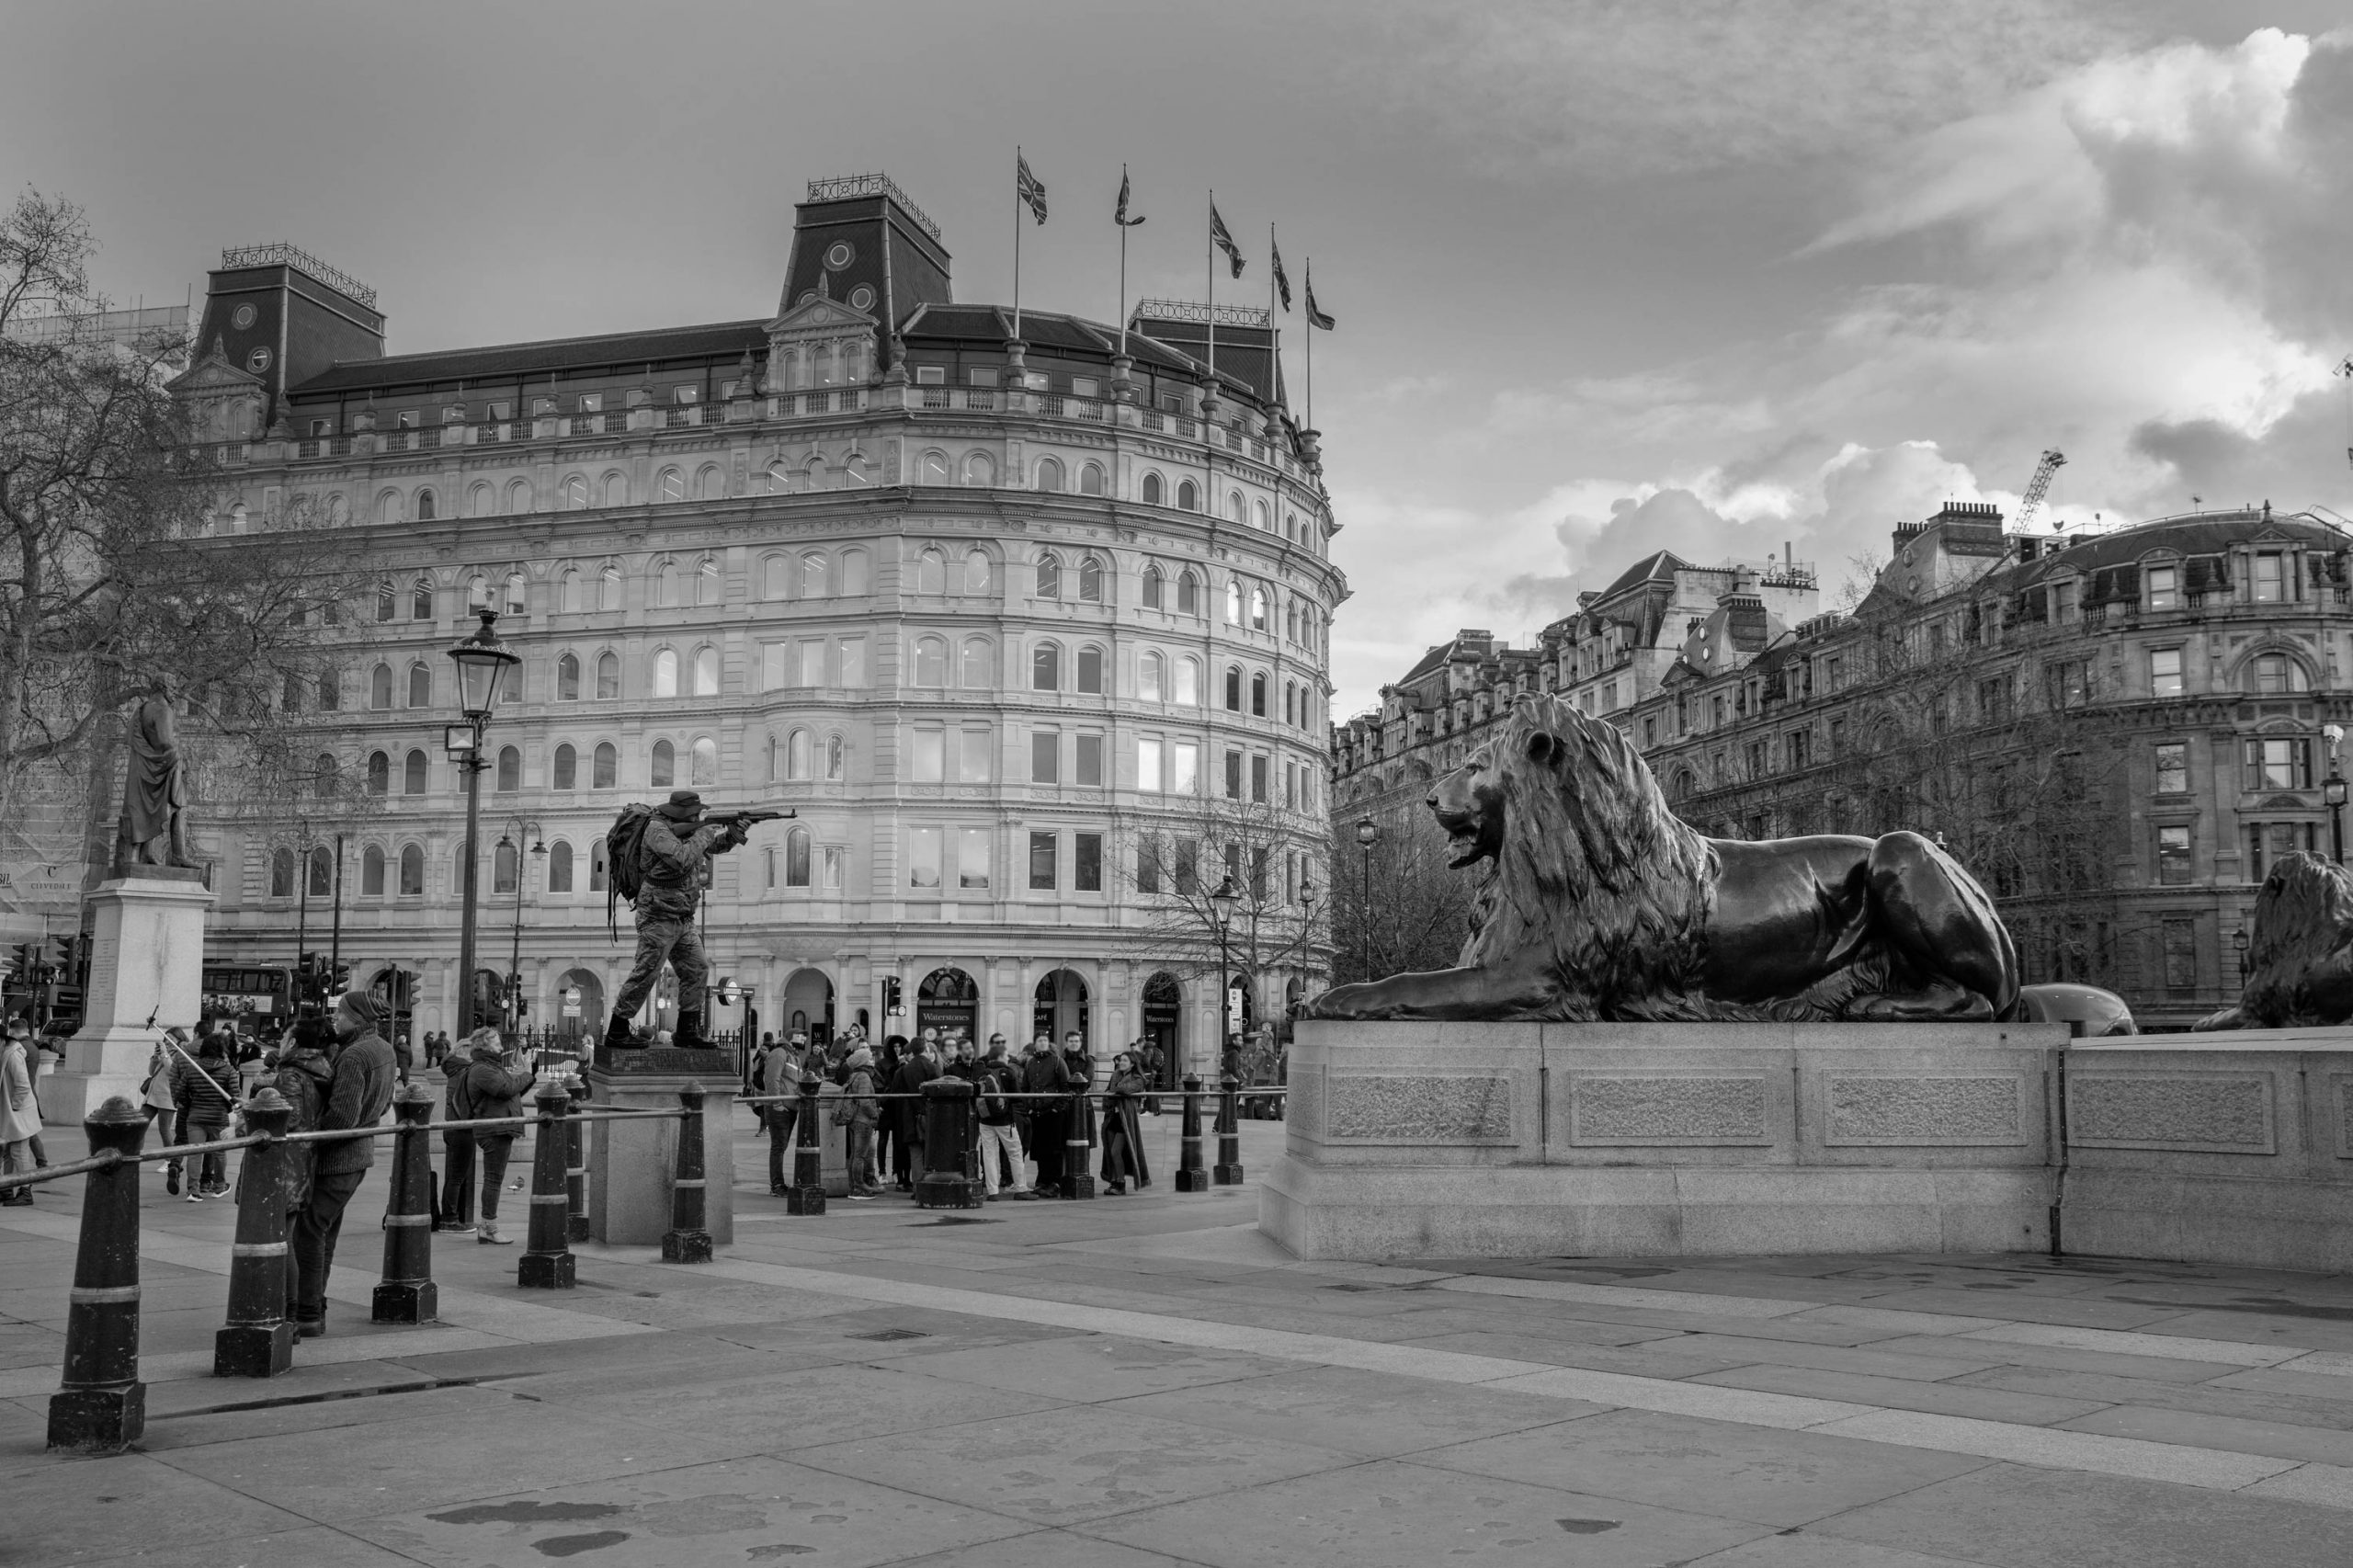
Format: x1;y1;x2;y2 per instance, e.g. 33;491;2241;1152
1597;549;1694;599
288;319;770;399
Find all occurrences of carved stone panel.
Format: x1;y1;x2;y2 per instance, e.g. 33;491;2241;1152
1325;1074;1511;1143
1290;1063;1325;1140
2070;1073;2275;1154
2334;1075;2353;1160
1567;1074;1772;1147
1824;1074;2026;1147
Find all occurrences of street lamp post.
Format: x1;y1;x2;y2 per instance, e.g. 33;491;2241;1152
2234;926;2251;982
2326;724;2347;867
293;818;314;976
496;817;546;1038
1353;816;1378;982
1210;875;1239;1063
446;609;520;1038
1300;875;1320;995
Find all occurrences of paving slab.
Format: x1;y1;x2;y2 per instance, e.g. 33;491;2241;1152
1103;1363;1604;1458
2;1450;324;1565
884;1332;1299;1403
1694;1362;2110;1426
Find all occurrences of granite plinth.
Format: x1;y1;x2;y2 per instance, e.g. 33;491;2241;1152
45;877;213;1125
583;1067;735;1247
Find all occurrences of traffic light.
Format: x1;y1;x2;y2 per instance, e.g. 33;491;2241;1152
332;963;352;994
883;976;904;1017
516;997;529;1018
48;937;74;977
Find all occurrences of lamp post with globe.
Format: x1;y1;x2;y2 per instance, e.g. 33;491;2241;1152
444;610;520;1037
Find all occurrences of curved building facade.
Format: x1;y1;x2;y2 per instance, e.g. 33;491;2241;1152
176;176;1342;1072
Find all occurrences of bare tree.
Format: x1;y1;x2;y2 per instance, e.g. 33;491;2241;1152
1323;805;1476;987
1125;795;1327;1036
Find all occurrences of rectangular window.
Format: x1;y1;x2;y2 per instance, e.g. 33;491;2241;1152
1174;741;1199;794
912;728;944;783
1138;737;1164;791
1642;717;1657;748
674;386;699;404
957;826;990;889
908;827;941;889
1250;846;1269;901
2157;825;2192;885
2254;551;2284;602
1251;753;1267;802
578;392;605;413
969;367;998;388
2243;737;2313;790
823;846;843;891
1072;377;1099;399
799;640;826;687
1138;840;1160;893
308;418;334;437
836;638;866;687
1075;733;1104;787
1829;717;1847;756
763;846;777;892
759;643;786;691
1745;741;1767;778
1029;831;1056;891
2148;565;2178;611
1285;761;1299;809
1788;729;1811;769
2162;918;2197;990
915;365;945;385
2052;580;2077;622
2044;660;2088;708
2150;647;2184;697
958;727;992;784
2247;822;2314;881
1176;838;1199;894
1030;728;1060;784
1074;832;1103;892
1224;749;1242;800
2154;742;2188;796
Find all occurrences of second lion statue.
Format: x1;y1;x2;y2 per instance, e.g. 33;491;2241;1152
1308;693;2036;1024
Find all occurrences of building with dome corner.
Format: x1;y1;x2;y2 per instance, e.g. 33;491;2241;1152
172;174;1342;1074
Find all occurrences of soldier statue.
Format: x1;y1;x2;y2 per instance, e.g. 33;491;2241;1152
114;675;199;875
603;790;747;1051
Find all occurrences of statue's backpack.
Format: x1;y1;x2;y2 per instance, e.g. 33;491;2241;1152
604;802;655;936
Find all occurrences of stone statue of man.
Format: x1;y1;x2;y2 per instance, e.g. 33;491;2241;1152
114;676;198;873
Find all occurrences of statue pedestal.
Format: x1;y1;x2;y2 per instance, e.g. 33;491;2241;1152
1263;1019;2070;1262
585;1048;736;1246
45;876;213;1126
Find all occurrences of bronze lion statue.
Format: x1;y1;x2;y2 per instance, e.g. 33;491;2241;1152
2196;851;2353;1029
1307;694;2113;1025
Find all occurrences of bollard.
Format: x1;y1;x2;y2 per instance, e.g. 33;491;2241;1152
1062;1087;1097;1200
47;1097;148;1453
371;1082;438;1325
215;1089;298;1377
786;1075;826;1216
563;1074;591;1243
1213;1073;1245;1186
517;1080;576;1289
915;1079;983;1209
661;1082;712;1263
1174;1074;1210;1193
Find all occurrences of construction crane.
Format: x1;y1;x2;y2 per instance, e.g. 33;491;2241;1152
2017;449;2066;531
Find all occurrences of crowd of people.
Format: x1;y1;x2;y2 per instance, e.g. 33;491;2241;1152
752;1025;1163;1200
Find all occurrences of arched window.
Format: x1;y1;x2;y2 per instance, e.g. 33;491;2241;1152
2248;653;2313;694
307;846;332;897
775;826;806;888
1225;666;1243;711
1226;580;1244;625
825;733;845;780
603;472;628;508
398;845;425;896
654;560;679;607
1251;672;1267;717
650;739;676;788
1078;557;1103;602
658;467;686;503
1254;499;1269;531
508;479;533;515
313;752;337;792
699;465;726;501
1036;456;1063;492
696;558;721;606
467;574;490;610
1227;489;1245;522
1036;553;1062;598
1032;642;1062;691
652;648;678;698
412;578;435;619
493;839;517;896
762;554;790;599
415;488;438;522
960;637;992;688
841;549;870;595
788;730;812;780
914;636;948;687
1142;472;1164;506
843;454;870;486
379;491;404;526
361;844;386;896
764;734;779;784
501;572;525;615
269;846;294;898
917;550;945;595
1177;571;1200;615
1284;680;1297;725
1142;564;1165;609
800;552;827;598
369;663;393;710
563;474;587;509
553;743;577;790
1078;645;1105;695
589;838;608;892
964;549;991;595
1251;586;1268;631
963;451;995;486
319;670;340;710
1286;599;1300;642
693;646;719;697
556;653;580;701
547;841;574;893
1141;651;1165;702
598;563;622;610
767;460;792;494
495;744;520;792
690;736;719;786
920;449;950;484
366;751;390;795
404;749;427;795
1080;462;1105;496
375;581;396;622
804;457;828;492
1177;478;1199;511
595;651;620;699
1176;657;1201;706
469;481;495;518
592;741;618;789
405;662;430;708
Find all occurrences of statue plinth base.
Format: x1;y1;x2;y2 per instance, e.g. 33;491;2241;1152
45;877;213;1126
584;1063;735;1246
1262;1019;2070;1262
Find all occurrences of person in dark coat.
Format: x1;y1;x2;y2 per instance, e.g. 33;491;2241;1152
291;992;396;1339
1099;1050;1153;1194
873;1034;906;1175
1019;1033;1071;1191
450;1028;537;1244
888;1033;939;1191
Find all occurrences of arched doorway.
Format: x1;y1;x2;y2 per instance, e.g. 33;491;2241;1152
554;969;603;1042
1142;971;1182;1087
1032;968;1089;1049
917;967;977;1042
782;966;835;1044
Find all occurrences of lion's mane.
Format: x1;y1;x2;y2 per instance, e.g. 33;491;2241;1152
1463;695;1725;1019
2197;850;2353;1028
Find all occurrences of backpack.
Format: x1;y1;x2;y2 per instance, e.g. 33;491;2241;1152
605;802;655;936
979;1065;1009;1122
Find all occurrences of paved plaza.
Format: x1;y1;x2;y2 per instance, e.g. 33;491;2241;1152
10;1112;2353;1566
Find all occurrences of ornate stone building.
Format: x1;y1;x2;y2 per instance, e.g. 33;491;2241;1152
176;176;1342;1071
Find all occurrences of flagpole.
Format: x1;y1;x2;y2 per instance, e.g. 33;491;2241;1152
1268;222;1279;413
1118;165;1129;360
1206;188;1216;392
1304;256;1313;436
1012;145;1023;342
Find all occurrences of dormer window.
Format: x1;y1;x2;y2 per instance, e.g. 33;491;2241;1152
2147;563;2179;611
2254;551;2285;603
578;392;605;413
309;418;335;437
675;387;699;405
395;410;417;429
970;368;999;389
1072;377;1098;398
915;365;946;386
440;404;467;424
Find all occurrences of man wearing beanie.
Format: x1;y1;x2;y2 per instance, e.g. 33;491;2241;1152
837;1043;882;1199
291;990;396;1339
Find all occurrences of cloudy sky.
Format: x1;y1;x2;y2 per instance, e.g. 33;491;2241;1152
6;1;2348;717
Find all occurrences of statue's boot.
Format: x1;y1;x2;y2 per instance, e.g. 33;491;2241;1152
675;1010;712;1051
603;1011;638;1051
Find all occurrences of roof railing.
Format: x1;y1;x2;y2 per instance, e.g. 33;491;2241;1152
1133;298;1274;329
804;173;942;243
220;244;378;309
